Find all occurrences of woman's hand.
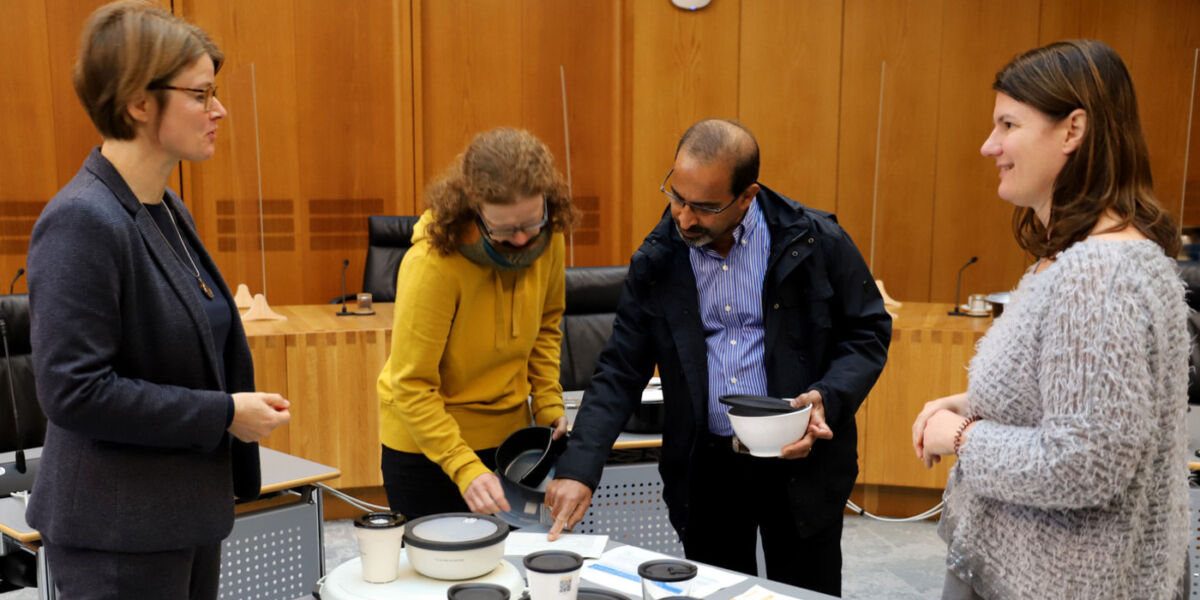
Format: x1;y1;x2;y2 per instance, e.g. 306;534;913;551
550;416;569;440
228;392;291;442
463;472;512;514
912;393;967;466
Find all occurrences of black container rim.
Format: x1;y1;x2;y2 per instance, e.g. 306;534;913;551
446;582;512;600
577;588;629;600
353;511;405;529
637;559;698;582
402;512;509;551
523;550;585;573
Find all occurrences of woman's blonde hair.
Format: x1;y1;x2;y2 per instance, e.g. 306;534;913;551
424;128;579;255
74;0;223;140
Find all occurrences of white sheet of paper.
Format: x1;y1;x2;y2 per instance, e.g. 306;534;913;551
503;531;609;558
579;545;746;598
731;584;803;600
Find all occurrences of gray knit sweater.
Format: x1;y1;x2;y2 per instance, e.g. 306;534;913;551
941;239;1190;599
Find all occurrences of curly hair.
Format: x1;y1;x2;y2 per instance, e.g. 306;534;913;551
994;39;1180;258
423;128;579;255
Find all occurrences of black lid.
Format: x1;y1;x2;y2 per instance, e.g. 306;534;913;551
577;588;628;600
719;394;803;415
447;583;511;600
353;511;405;529
402;513;509;551
637;560;698;582
523;550;585;573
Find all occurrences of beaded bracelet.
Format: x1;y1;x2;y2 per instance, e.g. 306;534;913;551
953;416;980;455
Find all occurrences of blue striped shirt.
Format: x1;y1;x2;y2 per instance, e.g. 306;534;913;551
688;199;771;435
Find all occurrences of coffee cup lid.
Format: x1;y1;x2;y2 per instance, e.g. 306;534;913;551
637;560;698;582
523;550;584;573
353;511;405;529
447;583;511;600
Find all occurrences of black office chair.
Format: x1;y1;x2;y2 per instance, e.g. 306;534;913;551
559;266;627;391
0;293;41;591
331;215;420;304
0;294;43;454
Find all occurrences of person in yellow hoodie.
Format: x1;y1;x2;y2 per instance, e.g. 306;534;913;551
377;128;577;518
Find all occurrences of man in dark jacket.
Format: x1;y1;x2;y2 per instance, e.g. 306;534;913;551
546;119;891;596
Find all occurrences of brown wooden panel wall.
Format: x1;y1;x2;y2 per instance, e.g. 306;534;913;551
416;0;624;267
4;1;1200;304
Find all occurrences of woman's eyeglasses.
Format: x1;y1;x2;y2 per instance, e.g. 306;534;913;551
149;83;219;112
476;199;549;239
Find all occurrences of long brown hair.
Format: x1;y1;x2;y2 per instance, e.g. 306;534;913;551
423;128;578;255
994;39;1180;258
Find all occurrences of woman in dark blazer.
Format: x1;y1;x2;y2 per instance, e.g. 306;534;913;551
25;2;290;598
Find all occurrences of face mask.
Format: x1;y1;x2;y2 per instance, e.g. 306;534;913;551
458;223;551;271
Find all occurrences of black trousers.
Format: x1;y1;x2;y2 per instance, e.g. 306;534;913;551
381;444;498;519
43;539;222;600
681;433;844;597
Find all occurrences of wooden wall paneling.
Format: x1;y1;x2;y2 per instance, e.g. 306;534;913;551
628;0;742;255
44;2;114;191
837;0;944;302
285;333;343;484
178;0;305;303
393;0;418;217
928;0;1040;303
1039;0;1200;225
1187;49;1200;228
738;0;842;215
292;3;403;304
417;0;522;185
519;0;624;267
0;2;59;285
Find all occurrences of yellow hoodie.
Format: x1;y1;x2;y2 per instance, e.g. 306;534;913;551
377;211;566;493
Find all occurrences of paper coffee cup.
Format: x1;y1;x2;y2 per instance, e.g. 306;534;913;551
524;550;584;600
353;511;406;583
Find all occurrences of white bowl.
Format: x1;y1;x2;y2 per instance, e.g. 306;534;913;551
403;513;509;580
727;403;812;457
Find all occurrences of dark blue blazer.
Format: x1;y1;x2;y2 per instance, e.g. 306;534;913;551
25;148;260;552
556;185;892;537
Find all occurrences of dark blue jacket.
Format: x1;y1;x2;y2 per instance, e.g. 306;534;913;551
555;185;891;536
26;148;260;552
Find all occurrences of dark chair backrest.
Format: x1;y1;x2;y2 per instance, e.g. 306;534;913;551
559;266;628;391
362;215;420;303
0;294;45;453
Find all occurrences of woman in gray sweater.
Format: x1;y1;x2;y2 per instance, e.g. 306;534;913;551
912;40;1189;599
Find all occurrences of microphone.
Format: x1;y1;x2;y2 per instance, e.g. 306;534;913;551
10;268;24;295
336;259;352;316
0;314;26;474
947;256;979;317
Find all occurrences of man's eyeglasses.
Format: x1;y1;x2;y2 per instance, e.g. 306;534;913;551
659;168;742;215
476;198;549;239
149;84;219;112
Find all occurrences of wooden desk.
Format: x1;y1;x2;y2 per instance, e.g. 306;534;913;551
242;304;395;488
852;302;991;514
0;447;340;545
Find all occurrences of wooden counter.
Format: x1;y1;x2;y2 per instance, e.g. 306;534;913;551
242;304;395;489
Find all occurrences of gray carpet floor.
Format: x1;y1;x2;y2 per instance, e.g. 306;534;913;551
0;514;947;599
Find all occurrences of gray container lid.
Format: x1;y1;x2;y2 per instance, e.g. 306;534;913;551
637;559;698;582
523;550;585;574
447;583;511;600
403;513;509;551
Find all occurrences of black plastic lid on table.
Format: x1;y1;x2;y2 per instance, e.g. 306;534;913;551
637;559;698;582
353;511;405;529
577;588;628;600
718;394;802;415
446;583;511;600
402;513;509;551
523;550;585;574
